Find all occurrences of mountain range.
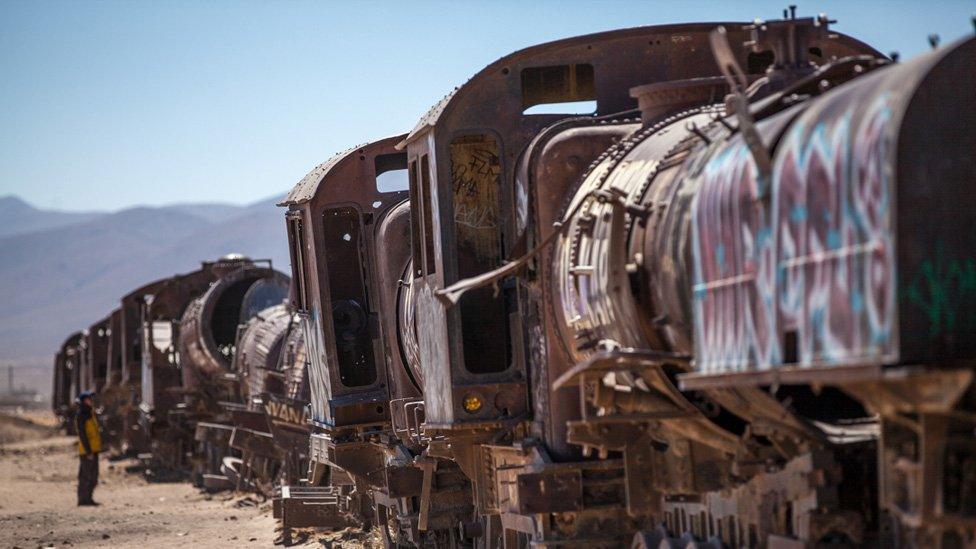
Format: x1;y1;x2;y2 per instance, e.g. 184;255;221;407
0;194;291;368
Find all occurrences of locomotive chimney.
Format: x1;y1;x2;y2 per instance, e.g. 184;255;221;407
629;77;729;127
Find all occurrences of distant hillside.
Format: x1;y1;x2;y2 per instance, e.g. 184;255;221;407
0;195;103;238
167;203;251;224
142;196;291;276
0;194;290;364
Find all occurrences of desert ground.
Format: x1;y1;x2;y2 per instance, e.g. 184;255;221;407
0;411;374;548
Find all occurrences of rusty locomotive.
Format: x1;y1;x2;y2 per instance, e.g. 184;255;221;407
52;254;301;489
53;11;974;548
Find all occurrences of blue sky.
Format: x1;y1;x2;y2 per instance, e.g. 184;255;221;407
1;0;973;212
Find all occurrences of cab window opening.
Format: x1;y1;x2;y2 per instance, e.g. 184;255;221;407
375;152;409;194
449;134;511;374
322;207;377;387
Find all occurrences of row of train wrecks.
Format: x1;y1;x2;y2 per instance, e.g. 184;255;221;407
52;11;975;548
51;256;306;489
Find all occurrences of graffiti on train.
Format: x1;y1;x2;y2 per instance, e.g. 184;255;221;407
905;243;976;338
692;93;898;371
691;137;779;372
775;95;896;366
264;398;309;427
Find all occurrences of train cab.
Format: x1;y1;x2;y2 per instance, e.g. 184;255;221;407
279;135;411;430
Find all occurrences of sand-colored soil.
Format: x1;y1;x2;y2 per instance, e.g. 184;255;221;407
0;409;58;445
0;412;374;548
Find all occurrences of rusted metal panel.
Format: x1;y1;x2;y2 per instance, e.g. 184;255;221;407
276;485;356;530
515;470;583;514
450;135;503;270
326;440;387;488
262;393;308;431
422;382;528;426
773;75;899;367
690;112;790;372
375;201;423;398
229;426;279;458
384;465;425;498
230;408;270;432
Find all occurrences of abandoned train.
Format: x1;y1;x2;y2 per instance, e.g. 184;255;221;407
53;12;975;548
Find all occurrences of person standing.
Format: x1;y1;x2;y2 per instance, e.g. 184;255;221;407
75;390;102;506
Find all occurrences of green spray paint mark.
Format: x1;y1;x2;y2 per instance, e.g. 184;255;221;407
906;244;976;337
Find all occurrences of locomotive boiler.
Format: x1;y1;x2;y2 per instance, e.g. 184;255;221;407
222;301;312;491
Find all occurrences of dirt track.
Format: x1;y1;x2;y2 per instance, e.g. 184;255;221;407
0;413;373;548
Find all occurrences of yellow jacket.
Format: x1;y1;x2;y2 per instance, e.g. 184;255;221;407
76;406;102;455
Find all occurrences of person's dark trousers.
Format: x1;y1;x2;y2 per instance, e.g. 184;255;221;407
78;454;99;504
